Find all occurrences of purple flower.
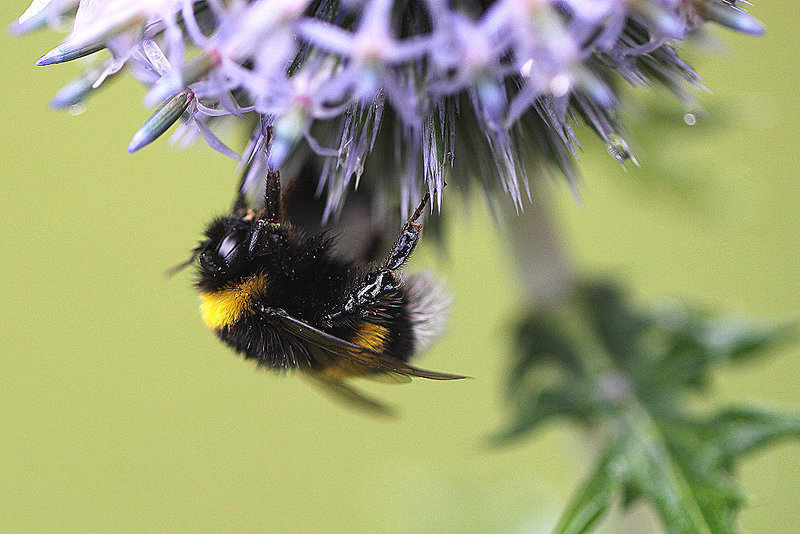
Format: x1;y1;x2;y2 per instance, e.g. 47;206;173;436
16;0;763;216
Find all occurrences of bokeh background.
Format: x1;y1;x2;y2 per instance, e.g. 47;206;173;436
1;1;798;532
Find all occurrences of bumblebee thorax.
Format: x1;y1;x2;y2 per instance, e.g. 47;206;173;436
199;274;269;331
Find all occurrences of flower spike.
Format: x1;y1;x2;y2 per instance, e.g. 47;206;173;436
128;88;194;153
693;0;765;35
9;0;79;36
36;40;106;66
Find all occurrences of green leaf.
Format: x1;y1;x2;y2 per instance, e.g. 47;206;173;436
697;319;795;363
508;316;585;394
553;452;616;534
582;282;648;367
492;386;594;443
496;280;800;534
702;407;800;465
613;406;721;534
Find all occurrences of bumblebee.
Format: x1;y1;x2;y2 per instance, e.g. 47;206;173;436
178;167;465;413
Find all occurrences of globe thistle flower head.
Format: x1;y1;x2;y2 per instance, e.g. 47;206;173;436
16;0;763;218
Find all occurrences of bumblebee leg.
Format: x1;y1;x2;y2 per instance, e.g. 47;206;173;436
234;123;274;213
384;191;430;271
248;168;284;254
326;192;431;317
263;168;282;226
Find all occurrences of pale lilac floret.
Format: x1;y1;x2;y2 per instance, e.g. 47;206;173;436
17;0;764;215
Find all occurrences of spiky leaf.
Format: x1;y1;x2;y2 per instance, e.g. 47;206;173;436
497;281;799;534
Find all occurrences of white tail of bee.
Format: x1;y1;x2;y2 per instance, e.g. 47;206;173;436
404;271;452;354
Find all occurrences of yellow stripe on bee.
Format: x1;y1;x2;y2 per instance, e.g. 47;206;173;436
318;321;390;379
199;275;269;331
351;321;390;353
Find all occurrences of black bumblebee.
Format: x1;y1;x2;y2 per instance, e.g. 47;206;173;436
177;166;465;413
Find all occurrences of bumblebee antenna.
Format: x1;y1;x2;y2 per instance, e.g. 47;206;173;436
165;248;200;277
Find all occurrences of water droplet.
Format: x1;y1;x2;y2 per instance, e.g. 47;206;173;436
606;135;638;166
683;113;696;126
67;103;86;116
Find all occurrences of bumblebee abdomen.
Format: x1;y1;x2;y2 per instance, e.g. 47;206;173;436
349;321;391;353
316;315;412;379
348;300;415;361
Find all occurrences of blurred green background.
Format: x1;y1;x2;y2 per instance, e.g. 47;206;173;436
1;2;798;532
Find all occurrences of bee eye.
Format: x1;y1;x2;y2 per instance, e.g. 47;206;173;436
199;249;219;271
217;230;246;261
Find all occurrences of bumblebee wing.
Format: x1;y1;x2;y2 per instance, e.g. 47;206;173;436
360;373;413;385
266;307;467;381
306;375;397;417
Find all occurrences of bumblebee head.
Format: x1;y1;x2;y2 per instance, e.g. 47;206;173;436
169;167;285;290
192;215;259;291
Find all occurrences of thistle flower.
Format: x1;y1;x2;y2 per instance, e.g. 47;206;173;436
16;0;763;218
